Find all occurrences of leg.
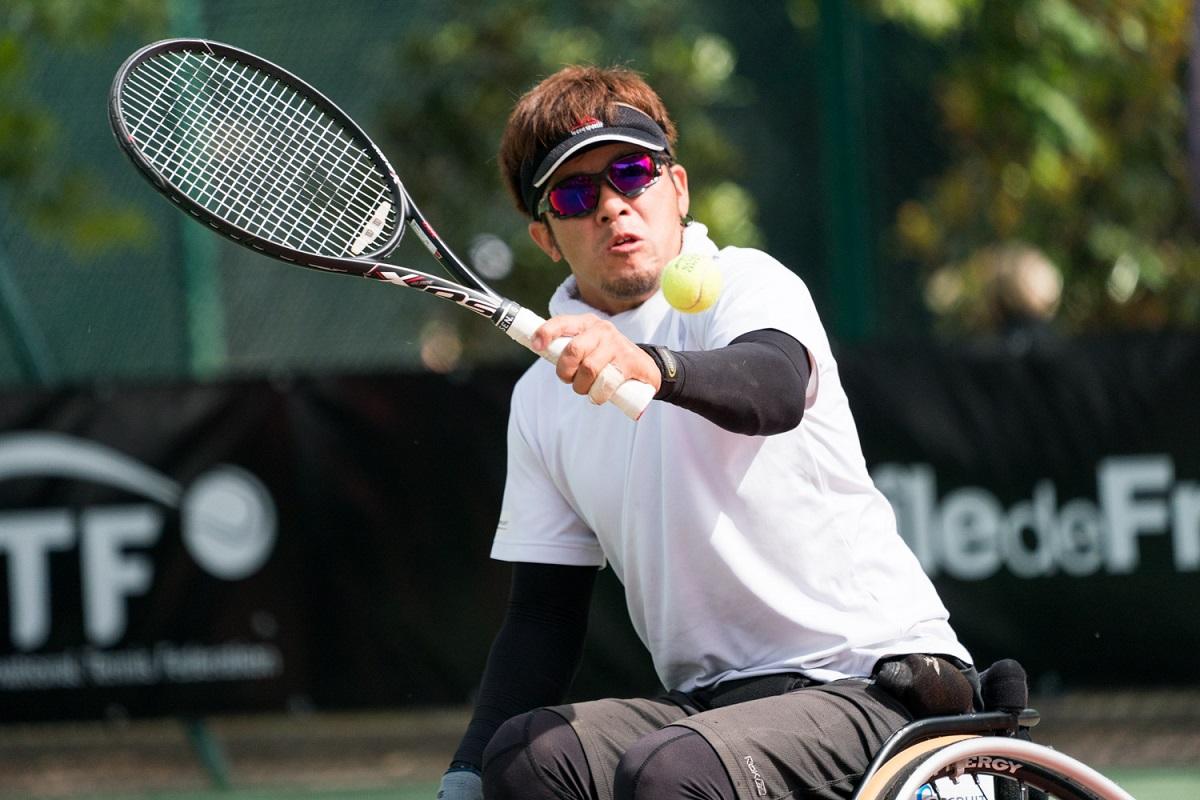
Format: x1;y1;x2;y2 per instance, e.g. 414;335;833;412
613;726;737;800
481;697;690;800
481;708;593;800
674;681;911;800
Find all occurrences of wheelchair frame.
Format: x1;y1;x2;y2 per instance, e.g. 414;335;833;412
851;707;1134;800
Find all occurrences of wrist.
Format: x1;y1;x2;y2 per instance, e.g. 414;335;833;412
637;344;682;400
447;760;481;775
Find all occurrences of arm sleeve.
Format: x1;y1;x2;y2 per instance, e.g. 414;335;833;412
639;328;811;436
450;561;597;770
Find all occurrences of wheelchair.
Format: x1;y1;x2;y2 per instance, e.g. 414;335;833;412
851;660;1135;800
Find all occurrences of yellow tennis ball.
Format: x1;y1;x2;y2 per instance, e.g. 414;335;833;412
661;254;722;313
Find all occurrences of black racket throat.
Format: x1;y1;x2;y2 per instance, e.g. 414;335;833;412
401;196;495;297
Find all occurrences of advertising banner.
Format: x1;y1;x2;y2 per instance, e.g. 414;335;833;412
846;333;1200;687
0;374;514;721
0;382;309;720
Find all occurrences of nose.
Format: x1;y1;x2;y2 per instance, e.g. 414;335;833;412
595;182;633;223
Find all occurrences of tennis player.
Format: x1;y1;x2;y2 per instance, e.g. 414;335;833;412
437;66;975;800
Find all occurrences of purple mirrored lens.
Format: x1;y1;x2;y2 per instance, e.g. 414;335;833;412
548;177;600;217
543;152;661;218
608;154;657;193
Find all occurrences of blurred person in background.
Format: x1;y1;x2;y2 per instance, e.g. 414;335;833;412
436;65;977;800
985;242;1064;354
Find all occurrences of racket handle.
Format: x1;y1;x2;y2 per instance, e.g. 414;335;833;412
504;308;655;421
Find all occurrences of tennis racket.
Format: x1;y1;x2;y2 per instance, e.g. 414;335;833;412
108;38;654;420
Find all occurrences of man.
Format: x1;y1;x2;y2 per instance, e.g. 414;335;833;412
437;65;974;800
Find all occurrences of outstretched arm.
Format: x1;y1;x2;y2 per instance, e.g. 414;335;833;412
532;315;811;435
640;328;811;435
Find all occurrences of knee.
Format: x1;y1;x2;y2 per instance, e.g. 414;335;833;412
613;727;733;800
482;709;590;800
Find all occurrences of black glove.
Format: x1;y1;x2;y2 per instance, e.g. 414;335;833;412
874;654;974;717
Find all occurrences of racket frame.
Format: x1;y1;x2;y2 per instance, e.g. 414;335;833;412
109;38;509;313
108;38;653;418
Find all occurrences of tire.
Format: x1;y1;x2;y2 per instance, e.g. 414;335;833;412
853;736;1133;800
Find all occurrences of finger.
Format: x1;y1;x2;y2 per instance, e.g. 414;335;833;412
570;338;621;395
530;313;599;352
555;326;612;389
580;333;661;391
587;364;623;405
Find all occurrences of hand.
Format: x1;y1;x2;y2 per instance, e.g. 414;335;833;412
874;654;974;717
530;314;662;405
436;767;483;800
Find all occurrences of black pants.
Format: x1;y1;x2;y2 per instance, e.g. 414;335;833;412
481;679;911;800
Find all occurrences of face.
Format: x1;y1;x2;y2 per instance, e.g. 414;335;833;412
528;143;690;315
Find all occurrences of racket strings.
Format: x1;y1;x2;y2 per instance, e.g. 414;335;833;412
127;52;389;253
127;59;338;243
126;52;390;254
127;60;309;231
120;49;400;257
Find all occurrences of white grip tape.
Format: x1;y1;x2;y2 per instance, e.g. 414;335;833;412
505;307;654;421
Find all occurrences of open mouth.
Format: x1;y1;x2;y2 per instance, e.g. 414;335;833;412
609;233;641;251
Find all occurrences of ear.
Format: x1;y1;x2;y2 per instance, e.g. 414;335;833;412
528;219;562;262
669;163;690;220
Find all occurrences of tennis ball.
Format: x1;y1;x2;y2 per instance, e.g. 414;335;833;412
661;253;722;313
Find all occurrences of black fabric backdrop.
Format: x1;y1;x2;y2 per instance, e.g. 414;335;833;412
842;332;1200;691
0;334;1196;721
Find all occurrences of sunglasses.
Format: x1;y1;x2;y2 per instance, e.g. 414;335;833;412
538;151;669;219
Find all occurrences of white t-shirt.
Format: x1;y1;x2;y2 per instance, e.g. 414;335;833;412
492;223;970;692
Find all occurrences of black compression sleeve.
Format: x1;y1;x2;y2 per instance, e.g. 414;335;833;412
450;562;597;770
639;328;811;435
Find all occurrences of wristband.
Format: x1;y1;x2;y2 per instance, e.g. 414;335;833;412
447;760;481;775
638;344;682;400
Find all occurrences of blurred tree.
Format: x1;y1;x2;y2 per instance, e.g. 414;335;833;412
376;0;761;347
0;0;166;257
870;0;1200;334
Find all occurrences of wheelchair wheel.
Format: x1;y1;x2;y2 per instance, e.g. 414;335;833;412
853;735;1134;800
